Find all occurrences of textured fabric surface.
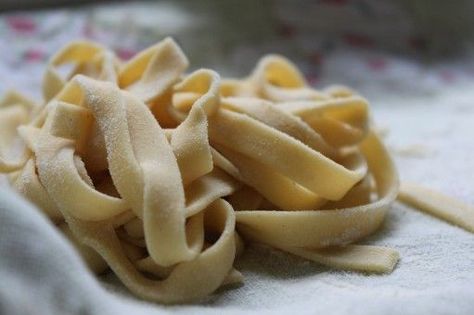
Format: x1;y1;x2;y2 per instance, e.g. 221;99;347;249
1;2;474;314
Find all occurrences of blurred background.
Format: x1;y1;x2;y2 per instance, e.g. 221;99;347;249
1;0;474;105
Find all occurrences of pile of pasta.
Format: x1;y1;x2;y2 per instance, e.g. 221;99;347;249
1;38;472;304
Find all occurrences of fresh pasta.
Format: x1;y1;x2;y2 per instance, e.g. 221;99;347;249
1;37;470;304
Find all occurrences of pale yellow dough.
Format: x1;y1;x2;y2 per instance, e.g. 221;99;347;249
0;38;413;304
399;182;474;233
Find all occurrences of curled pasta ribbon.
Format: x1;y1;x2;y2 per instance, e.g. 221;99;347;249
0;38;419;304
171;63;400;272
221;55;330;101
34;76;238;302
42;41;119;101
0;91;37;172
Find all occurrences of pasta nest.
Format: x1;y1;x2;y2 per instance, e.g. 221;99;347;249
0;38;399;303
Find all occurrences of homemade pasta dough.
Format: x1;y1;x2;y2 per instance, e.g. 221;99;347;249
1;38;471;304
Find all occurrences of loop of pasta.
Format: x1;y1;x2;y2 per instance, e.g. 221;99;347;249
0;38;403;304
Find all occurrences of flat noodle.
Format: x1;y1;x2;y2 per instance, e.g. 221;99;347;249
0;91;35;172
6;37;471;304
286;245;400;274
235;132;397;250
42;41;117;101
399;182;474;233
